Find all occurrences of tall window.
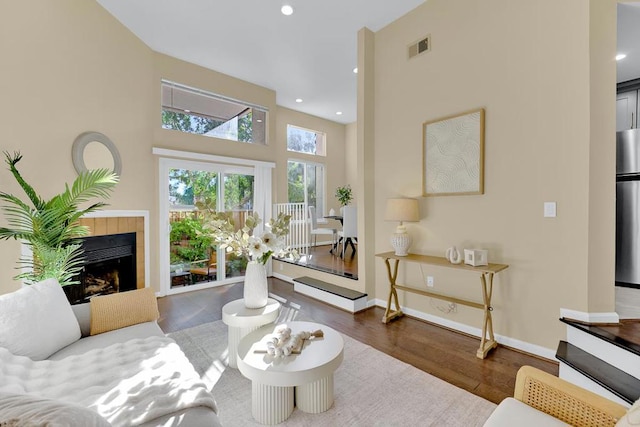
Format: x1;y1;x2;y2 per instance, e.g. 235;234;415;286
288;160;325;218
161;80;267;145
287;125;326;156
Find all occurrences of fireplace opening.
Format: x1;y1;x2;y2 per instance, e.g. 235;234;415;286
64;232;137;304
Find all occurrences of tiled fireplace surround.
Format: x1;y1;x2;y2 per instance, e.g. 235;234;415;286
78;212;148;291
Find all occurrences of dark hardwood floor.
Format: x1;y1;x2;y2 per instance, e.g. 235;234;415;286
158;277;558;405
277;244;358;279
597;319;640;347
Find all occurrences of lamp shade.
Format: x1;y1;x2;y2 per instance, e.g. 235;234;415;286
385;198;419;222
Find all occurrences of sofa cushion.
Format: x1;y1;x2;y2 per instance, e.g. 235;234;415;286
616;397;640;426
0;392;111;426
483;398;570;427
49;321;164;360
90;287;159;335
0;278;81;360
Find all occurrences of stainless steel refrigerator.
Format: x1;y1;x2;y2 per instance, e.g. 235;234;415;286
616;128;640;288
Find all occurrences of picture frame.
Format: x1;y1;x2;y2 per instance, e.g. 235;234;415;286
423;108;485;196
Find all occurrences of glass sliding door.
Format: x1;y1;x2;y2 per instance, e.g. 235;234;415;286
168;167;219;287
222;172;255;279
160;158;255;293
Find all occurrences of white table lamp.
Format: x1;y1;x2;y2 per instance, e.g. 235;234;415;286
385;198;419;256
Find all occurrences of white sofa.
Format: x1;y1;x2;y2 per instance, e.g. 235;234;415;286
0;279;221;427
484;366;637;427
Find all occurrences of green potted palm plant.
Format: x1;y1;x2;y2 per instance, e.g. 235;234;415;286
0;152;118;286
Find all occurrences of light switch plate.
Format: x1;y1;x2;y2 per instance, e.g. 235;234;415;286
544;202;557;218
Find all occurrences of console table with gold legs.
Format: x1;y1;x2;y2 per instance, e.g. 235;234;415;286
376;251;509;359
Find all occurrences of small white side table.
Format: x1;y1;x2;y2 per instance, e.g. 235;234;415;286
222;298;280;369
237;321;344;424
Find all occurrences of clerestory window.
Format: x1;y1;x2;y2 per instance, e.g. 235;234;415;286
161;80;267;145
286;125;326;156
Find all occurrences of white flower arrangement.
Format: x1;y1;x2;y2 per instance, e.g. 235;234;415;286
200;211;299;265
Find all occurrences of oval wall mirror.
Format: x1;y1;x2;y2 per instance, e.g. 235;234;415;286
72;131;122;176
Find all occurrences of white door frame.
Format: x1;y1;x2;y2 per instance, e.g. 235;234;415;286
156;150;274;296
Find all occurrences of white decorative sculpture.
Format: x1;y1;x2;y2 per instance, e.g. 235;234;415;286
258;326;324;357
464;249;488;267
445;246;462;264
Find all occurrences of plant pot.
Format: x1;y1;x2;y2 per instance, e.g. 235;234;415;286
243;261;268;308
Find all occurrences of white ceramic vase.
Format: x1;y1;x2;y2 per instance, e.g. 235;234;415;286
243;261;268;308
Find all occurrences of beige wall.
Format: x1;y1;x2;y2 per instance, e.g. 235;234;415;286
357;28;377;297
587;0;617;312
0;0;345;294
372;0;617;350
0;0;155;293
345;122;358;190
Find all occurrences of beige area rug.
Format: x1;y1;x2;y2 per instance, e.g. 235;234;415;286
168;304;496;426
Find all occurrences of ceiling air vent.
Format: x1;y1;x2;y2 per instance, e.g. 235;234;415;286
408;35;431;59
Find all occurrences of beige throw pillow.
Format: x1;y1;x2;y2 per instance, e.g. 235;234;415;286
90;287;159;335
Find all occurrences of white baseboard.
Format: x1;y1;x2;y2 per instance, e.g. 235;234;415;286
272;272;294;283
560;308;620;324
373;298;557;360
270;272;556;360
293;280;367;313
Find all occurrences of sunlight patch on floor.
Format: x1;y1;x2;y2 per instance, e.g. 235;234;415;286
201;347;228;390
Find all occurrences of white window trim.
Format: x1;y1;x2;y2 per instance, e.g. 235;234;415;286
152;147;275;169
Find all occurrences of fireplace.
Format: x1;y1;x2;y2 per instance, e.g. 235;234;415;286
64;232;137;304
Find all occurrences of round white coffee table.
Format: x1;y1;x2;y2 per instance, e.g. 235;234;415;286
222;298;280;369
237;321;344;425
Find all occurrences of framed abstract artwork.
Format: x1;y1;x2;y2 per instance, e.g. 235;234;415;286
423;108;485;196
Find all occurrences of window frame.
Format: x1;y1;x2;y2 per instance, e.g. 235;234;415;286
286;124;327;156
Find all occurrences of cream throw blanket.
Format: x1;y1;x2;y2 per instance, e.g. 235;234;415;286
0;336;217;426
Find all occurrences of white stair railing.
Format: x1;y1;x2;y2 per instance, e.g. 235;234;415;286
274;203;308;255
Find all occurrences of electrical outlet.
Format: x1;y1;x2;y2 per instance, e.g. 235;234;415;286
427;276;434;287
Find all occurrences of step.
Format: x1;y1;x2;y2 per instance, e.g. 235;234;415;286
293;276;367;313
556;340;640;405
560;318;640;380
616;285;640;319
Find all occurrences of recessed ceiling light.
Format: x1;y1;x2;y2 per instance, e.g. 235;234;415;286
353;67;358;74
281;5;294;16
295;98;303;103
256;119;263;123
616;53;627;61
184;109;191;113
336;111;343;115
